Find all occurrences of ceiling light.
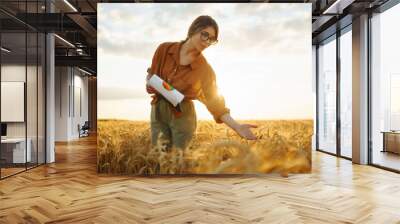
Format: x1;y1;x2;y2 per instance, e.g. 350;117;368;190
76;48;84;55
322;0;355;15
54;34;75;48
63;0;78;12
1;47;11;53
78;67;92;76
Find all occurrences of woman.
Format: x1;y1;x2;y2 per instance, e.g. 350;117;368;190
146;15;257;150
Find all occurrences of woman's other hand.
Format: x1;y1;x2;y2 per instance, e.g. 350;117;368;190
146;84;157;94
234;123;258;140
146;71;157;94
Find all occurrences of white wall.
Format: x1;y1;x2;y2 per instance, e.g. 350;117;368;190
73;73;89;138
55;66;70;141
1;63;46;164
55;67;89;141
1;65;26;128
1;65;27;142
1;65;39;137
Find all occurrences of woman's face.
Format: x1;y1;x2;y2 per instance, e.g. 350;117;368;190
190;26;217;52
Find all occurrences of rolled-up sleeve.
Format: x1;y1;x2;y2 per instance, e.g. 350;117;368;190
148;43;164;75
199;66;230;124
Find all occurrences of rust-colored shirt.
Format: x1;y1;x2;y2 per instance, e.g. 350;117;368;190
148;41;230;123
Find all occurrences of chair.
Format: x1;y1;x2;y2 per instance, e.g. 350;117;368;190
79;121;90;138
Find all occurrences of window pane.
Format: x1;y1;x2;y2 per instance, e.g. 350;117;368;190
318;36;337;154
340;28;352;158
371;3;400;171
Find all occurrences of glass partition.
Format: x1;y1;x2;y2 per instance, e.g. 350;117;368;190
317;35;337;154
1;30;28;177
0;1;46;179
371;3;400;171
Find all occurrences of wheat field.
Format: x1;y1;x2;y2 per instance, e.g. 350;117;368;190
97;120;313;176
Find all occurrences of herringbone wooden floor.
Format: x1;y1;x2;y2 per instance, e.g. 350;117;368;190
1;136;400;224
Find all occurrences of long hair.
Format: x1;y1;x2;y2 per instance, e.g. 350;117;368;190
185;15;219;42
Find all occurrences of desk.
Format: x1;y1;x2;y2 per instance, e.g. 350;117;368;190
381;131;400;154
1;138;31;163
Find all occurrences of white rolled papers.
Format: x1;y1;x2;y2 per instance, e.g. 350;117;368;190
147;74;184;107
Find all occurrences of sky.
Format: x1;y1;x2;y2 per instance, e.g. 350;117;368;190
97;3;313;121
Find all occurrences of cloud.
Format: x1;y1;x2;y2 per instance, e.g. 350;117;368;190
98;87;147;100
215;4;310;55
98;34;157;60
98;3;310;59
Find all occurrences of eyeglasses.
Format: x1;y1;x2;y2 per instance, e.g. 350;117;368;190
200;31;218;45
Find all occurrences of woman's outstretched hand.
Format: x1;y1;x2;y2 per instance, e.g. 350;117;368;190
234;123;258;140
220;114;258;140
